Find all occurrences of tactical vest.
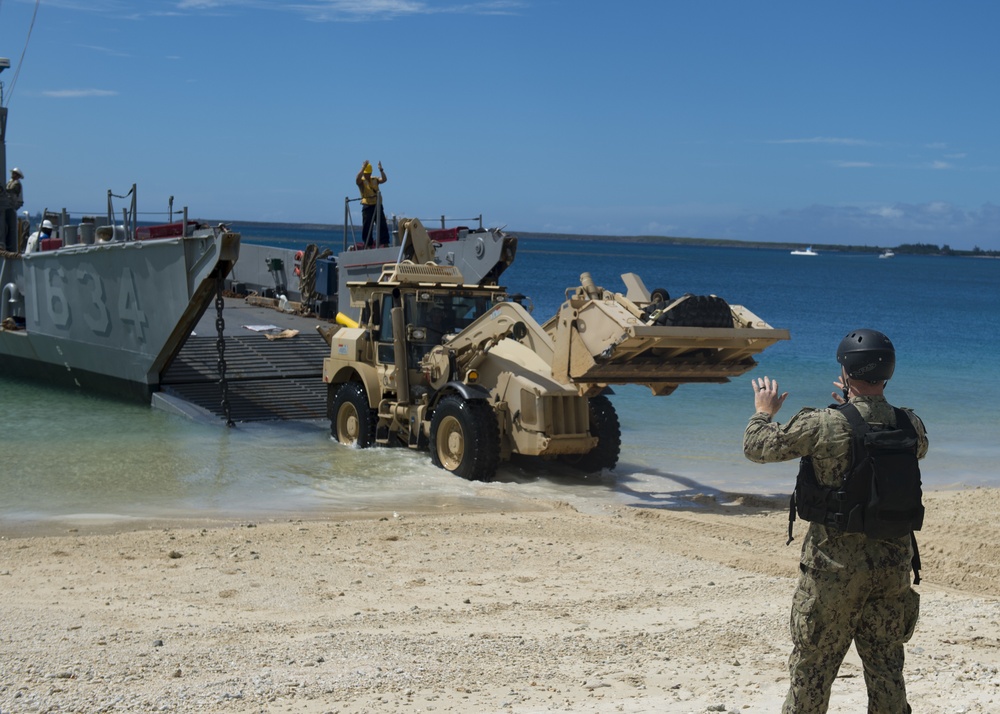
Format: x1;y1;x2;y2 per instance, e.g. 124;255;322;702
789;402;924;581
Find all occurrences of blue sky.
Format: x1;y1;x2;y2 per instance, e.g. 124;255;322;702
1;0;998;249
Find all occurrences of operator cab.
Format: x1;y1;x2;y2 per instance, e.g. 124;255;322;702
404;290;497;362
373;288;501;367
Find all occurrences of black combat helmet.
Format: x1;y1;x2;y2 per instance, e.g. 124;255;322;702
836;329;895;382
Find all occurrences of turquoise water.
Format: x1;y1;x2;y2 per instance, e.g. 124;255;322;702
2;231;997;530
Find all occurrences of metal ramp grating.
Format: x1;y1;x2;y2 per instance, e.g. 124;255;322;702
162;334;330;384
162;378;327;422
161;334;329;422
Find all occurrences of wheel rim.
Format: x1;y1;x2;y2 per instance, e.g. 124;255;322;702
336;402;360;445
436;415;464;471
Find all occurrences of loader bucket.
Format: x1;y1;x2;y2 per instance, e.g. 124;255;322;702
548;284;790;396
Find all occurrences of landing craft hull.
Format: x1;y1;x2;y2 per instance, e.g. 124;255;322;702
0;230;240;400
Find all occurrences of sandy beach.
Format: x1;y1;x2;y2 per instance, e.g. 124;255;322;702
1;488;998;713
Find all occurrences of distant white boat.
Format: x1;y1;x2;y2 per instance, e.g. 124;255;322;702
879;249;896;259
791;246;818;256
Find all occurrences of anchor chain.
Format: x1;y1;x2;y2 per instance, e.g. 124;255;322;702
215;275;234;427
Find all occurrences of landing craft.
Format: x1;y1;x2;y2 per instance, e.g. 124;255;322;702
0;54;242;399
0;48;514;406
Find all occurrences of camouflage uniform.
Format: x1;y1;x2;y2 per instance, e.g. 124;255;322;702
744;395;928;714
5;176;23;210
3;175;24;252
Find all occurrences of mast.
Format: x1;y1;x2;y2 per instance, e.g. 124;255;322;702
0;57;12;252
0;57;8;178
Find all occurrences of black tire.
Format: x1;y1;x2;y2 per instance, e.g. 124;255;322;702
330;382;376;448
655;294;734;328
649;287;671;305
561;394;621;472
429;395;500;481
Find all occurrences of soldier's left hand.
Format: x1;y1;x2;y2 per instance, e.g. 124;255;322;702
752;376;788;417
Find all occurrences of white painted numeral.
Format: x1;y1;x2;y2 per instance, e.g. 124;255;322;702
118;267;148;343
77;264;111;334
46;266;71;329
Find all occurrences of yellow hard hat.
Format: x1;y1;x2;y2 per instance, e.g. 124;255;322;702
363;163;373;174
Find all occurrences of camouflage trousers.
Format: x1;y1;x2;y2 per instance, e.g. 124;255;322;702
782;555;919;713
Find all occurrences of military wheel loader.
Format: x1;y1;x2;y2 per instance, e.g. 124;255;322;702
321;261;789;481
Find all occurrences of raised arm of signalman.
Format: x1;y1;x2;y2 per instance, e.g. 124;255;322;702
356;160;387;187
751;375;788;418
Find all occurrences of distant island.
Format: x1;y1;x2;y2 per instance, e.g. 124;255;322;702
517;233;996;258
20;210;997;258
219;219;998;259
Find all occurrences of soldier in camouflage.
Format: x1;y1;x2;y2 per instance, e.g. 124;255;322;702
743;329;928;714
6;168;24;210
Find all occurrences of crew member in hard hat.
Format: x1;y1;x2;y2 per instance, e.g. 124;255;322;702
25;219;54;254
355;160;389;247
6;168;24;210
742;329;928;714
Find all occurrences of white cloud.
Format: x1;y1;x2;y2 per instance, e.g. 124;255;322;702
869;206;903;219
40;0;523;20
174;0;524;20
640;221;681;236
833;161;874;168
41;89;119;98
309;1;524;21
768;137;876;146
75;44;131;57
717;201;1000;249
